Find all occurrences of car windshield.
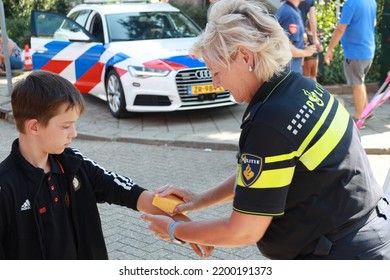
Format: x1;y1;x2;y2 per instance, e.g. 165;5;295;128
106;11;201;41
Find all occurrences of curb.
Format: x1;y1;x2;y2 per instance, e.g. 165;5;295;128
0;104;12;122
75;133;390;155
1;81;387;155
324;83;379;95
364;148;390;155
76;132;240;151
3;110;389;155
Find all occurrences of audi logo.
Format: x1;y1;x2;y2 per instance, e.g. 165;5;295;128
195;69;212;79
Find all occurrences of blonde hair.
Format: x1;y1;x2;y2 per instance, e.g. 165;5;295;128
191;0;292;82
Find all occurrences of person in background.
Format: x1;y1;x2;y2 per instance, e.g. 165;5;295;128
0;70;212;259
298;0;323;80
303;22;322;80
276;0;316;74
298;0;322;52
324;0;377;122
0;34;23;73
142;0;390;260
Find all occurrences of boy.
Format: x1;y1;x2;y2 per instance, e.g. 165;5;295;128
0;70;211;259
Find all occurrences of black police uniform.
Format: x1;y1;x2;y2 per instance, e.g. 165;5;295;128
0;139;145;259
234;71;390;259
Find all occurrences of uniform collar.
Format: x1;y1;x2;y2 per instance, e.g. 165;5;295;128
242;71;292;125
285;1;300;12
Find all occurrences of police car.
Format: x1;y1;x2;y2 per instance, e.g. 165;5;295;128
30;1;235;118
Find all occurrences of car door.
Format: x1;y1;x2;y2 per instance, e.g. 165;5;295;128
30;10;107;93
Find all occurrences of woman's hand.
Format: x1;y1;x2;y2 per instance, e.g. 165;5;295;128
154;184;207;213
141;213;214;258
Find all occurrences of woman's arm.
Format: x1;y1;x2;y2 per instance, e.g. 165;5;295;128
142;210;272;247
155;173;236;213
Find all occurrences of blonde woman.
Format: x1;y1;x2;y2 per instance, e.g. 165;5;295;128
143;0;390;260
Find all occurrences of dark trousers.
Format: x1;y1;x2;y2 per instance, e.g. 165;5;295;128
298;198;390;259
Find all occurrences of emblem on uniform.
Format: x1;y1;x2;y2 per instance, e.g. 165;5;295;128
288;24;298;35
72;176;81;191
241;154;263;187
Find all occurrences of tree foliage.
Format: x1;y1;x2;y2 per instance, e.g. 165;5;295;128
2;0;73;46
2;0;385;85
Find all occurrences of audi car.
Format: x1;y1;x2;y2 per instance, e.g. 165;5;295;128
29;1;236;118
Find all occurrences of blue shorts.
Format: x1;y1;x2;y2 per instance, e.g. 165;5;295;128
9;56;24;70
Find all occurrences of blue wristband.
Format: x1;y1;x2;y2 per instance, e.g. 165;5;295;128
168;221;185;245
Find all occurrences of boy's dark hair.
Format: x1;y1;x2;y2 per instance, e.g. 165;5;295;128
11;70;85;133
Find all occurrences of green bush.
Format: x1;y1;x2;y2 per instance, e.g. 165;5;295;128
5;17;31;48
1;0;72;46
169;1;209;29
2;0;384;86
176;0;385;86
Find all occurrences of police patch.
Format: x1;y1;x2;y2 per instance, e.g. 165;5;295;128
241;154;263;187
289;24;298;35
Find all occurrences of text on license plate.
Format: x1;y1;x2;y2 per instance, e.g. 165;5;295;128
189;84;225;95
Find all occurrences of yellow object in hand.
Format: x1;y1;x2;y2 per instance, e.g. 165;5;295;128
152;194;184;215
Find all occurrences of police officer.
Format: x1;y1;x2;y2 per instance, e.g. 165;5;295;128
276;0;316;73
142;0;390;260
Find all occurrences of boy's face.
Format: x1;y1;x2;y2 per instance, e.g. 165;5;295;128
36;103;80;155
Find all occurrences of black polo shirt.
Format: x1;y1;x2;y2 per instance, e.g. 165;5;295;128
233;71;382;259
38;155;77;259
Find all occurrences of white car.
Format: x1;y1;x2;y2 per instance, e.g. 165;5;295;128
29;1;235;118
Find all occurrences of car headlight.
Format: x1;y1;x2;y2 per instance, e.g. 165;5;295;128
128;66;170;78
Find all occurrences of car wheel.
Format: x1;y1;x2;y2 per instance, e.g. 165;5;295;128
106;69;127;118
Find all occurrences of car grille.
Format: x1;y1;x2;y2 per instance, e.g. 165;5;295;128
175;67;231;102
134;95;171;106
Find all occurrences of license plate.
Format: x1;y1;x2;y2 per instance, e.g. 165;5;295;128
189;84;225;95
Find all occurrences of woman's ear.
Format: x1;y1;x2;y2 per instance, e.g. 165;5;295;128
238;46;254;68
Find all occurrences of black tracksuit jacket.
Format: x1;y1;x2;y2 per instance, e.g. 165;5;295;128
0;139;145;259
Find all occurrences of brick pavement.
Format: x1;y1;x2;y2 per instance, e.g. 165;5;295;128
1;120;390;260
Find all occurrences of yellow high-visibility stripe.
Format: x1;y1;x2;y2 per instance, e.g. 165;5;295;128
235;95;342;189
233;207;284;216
236;166;295;188
265;95;335;164
264;150;298;164
300;103;349;170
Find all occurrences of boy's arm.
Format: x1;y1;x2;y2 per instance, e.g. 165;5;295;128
137;190;178;215
74;150;213;257
137;190;215;258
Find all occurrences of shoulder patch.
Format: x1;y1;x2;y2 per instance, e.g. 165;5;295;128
289;24;298;35
241;154;263;187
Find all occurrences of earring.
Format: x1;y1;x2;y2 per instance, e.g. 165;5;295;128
249;66;253;72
